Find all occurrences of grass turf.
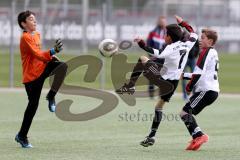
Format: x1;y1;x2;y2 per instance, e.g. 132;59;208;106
0;91;240;160
1;51;240;93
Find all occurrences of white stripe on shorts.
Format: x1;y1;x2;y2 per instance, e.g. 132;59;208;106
149;66;159;75
190;91;206;108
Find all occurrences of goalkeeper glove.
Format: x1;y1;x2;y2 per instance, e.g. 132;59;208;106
50;39;63;55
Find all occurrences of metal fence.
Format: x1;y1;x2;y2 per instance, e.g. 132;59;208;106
1;0;240;87
1;0;240;51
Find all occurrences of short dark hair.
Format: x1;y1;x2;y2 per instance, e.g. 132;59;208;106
202;28;218;45
18;10;35;30
181;28;189;41
166;24;183;42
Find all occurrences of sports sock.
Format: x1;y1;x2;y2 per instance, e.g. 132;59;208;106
148;108;162;138
127;58;144;88
181;114;204;139
47;90;56;100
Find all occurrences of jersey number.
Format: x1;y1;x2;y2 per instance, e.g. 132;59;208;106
214;60;219;80
178;49;187;69
215;60;219;71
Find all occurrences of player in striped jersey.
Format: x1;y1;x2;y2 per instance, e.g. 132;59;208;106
116;15;198;147
181;28;219;151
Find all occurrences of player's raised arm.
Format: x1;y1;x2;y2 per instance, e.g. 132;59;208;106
175;15;198;50
22;35;63;62
175;15;194;33
134;37;165;58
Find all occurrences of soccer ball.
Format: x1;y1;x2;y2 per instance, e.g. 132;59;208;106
98;39;118;57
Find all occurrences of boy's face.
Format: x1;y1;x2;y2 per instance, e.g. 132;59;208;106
200;33;213;49
157;17;167;28
21;14;36;32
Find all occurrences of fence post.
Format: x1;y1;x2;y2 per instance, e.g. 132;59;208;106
9;0;16;88
82;0;88;53
41;0;47;49
100;2;107;90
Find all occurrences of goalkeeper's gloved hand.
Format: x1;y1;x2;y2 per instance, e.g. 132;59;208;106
50;39;63;55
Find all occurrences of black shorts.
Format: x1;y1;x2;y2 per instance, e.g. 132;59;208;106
160;79;178;102
183;90;218;115
143;60;179;102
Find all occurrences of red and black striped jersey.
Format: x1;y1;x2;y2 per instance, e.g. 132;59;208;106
183;47;220;93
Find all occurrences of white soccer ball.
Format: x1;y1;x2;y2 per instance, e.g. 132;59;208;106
98;39;118;57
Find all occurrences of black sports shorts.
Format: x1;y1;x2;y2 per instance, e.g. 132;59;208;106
143;60;179;102
183;90;218;115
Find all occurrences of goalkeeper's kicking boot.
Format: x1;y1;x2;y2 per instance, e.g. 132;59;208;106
46;97;56;112
186;134;209;151
15;134;33;148
115;83;135;95
140;136;155;147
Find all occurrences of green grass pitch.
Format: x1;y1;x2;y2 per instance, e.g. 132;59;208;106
0;90;240;160
1;51;240;93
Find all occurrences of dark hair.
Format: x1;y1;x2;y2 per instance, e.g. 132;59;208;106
18;10;35;29
181;28;189;41
181;28;200;58
202;28;218;45
166;24;183;42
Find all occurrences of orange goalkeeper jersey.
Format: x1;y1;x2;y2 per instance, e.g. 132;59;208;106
20;31;52;83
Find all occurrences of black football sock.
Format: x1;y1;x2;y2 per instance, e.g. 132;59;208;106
148;108;162;138
181;114;204;139
47;90;56;100
47;62;68;99
127;58;144;88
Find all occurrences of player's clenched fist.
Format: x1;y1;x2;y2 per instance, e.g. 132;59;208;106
175;15;183;24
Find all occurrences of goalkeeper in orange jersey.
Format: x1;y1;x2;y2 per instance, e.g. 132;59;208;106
15;10;67;148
